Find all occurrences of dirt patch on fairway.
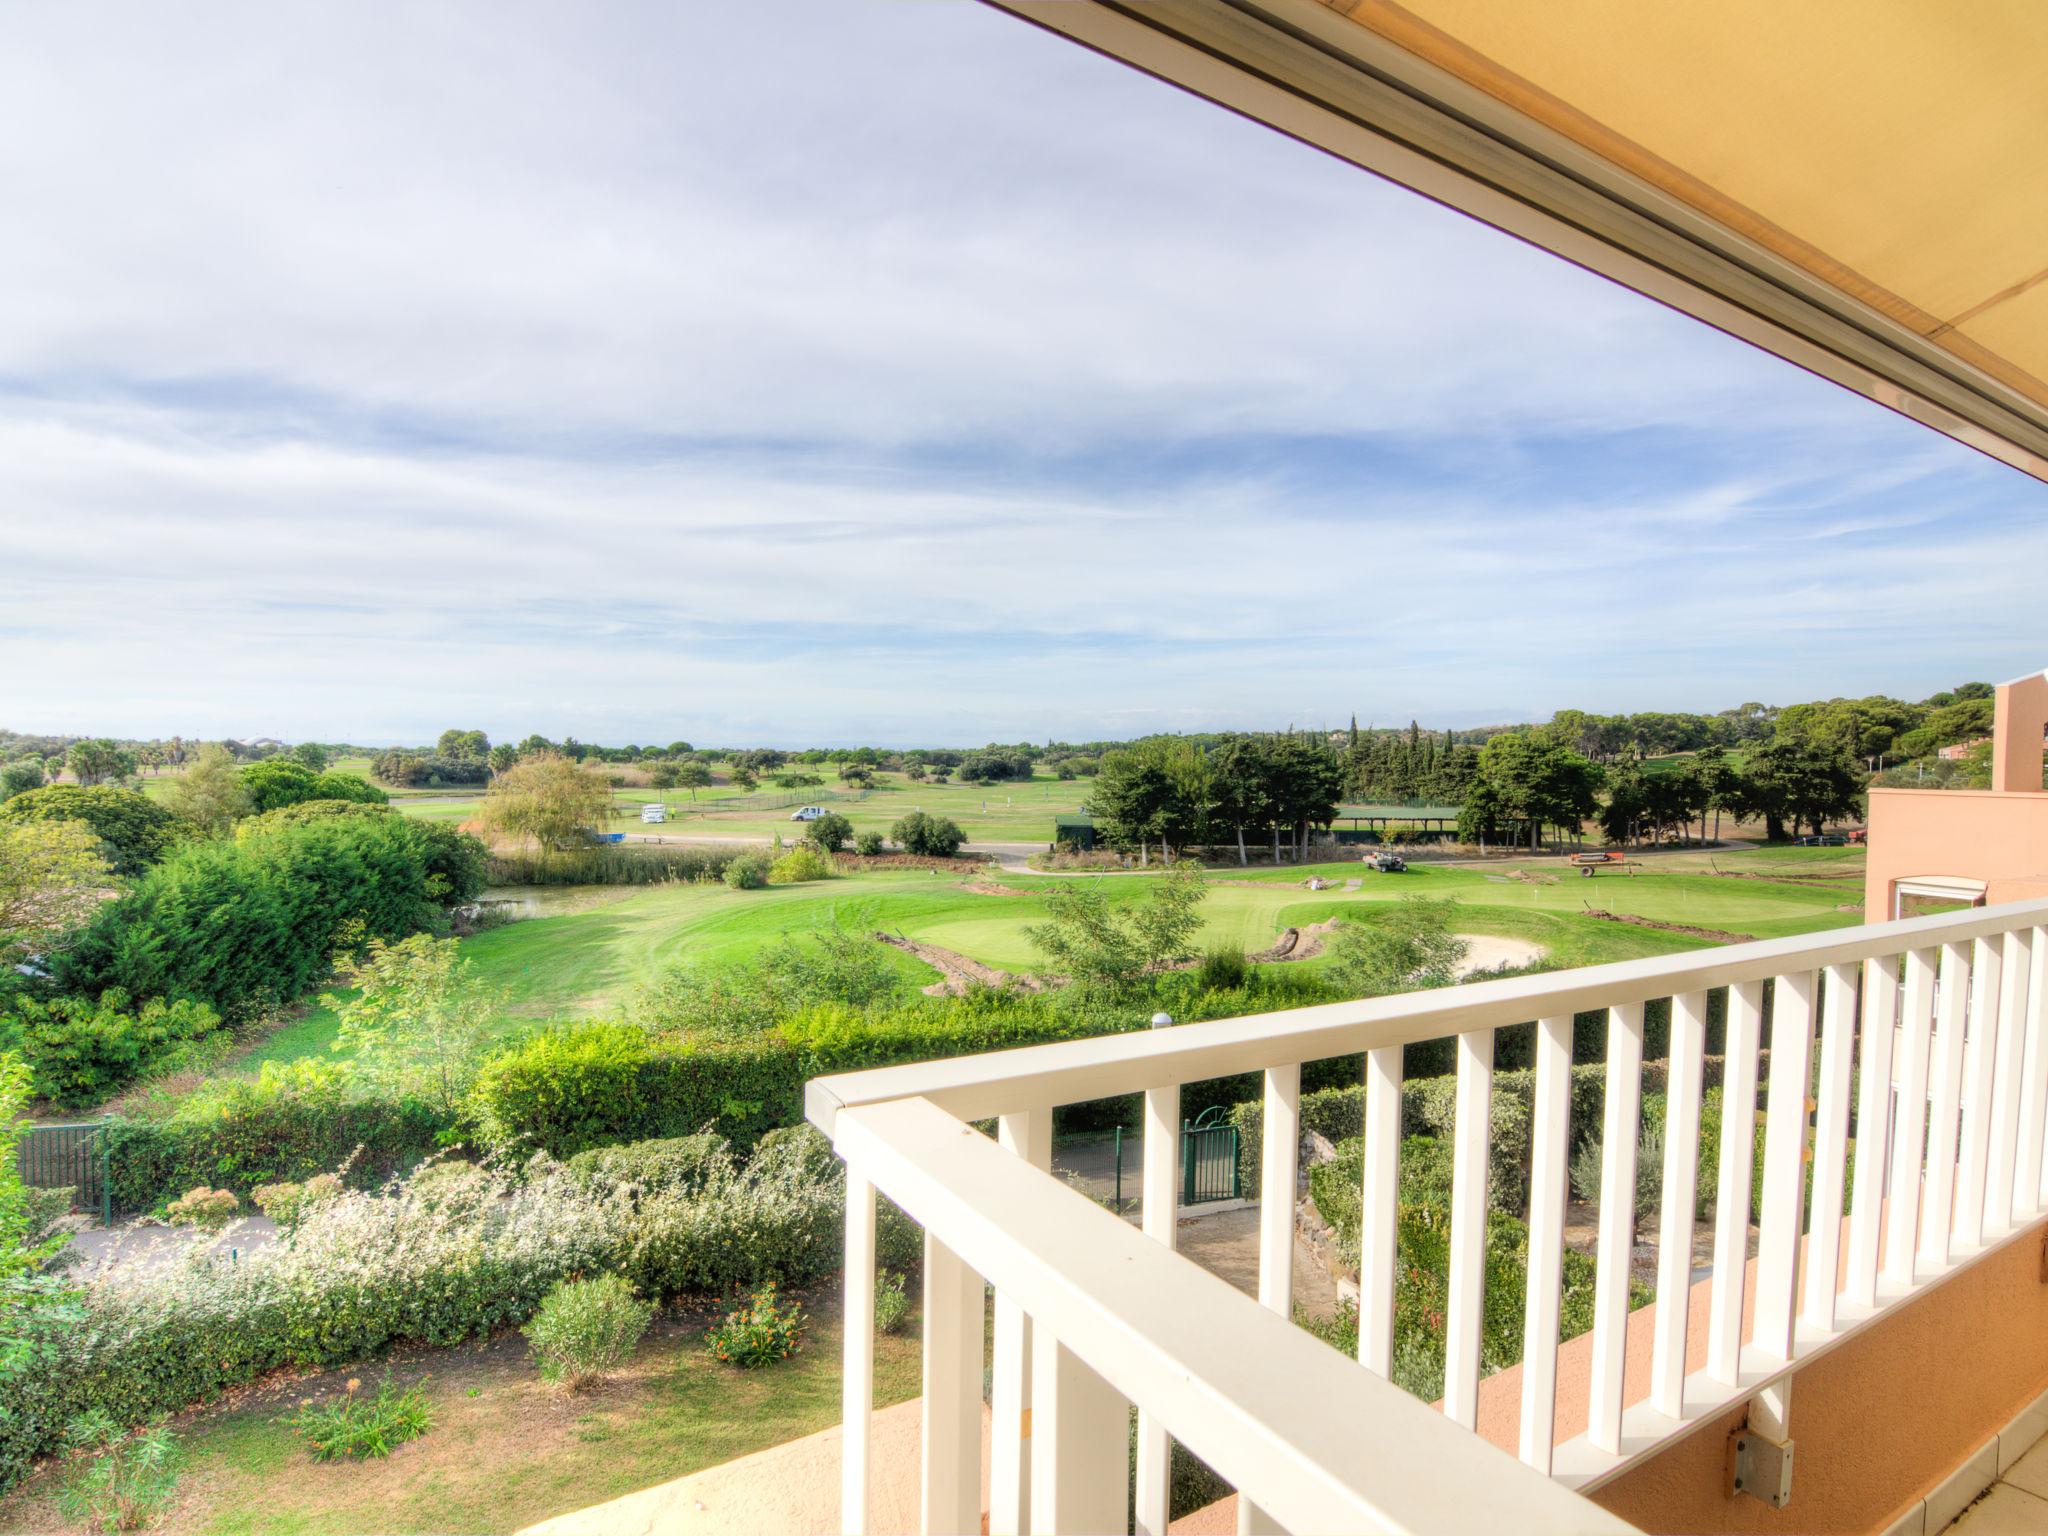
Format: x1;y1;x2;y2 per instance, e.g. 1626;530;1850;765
1585;910;1755;944
874;932;1045;996
835;853;992;875
1250;918;1342;963
1702;866;1863;892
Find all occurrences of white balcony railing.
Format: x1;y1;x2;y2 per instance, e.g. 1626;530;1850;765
807;898;2048;1535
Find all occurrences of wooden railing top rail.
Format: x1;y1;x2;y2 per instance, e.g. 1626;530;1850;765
836;1093;1633;1535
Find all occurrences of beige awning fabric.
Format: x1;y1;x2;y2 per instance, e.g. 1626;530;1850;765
988;0;2048;480
1328;2;2048;417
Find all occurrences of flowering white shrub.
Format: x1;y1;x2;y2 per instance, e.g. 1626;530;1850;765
0;1141;846;1491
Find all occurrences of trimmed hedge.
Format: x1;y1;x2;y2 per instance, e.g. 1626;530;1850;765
102;1063;445;1212
474;965;1358;1159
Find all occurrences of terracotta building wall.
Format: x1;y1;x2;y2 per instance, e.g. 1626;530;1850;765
1863;787;2048;919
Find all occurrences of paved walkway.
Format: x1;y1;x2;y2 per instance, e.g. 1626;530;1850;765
1947;1442;2048;1534
61;1215;278;1275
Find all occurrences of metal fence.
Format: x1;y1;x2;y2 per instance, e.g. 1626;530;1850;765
18;1121;109;1224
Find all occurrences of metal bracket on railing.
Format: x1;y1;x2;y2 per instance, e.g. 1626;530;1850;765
1729;1427;1795;1508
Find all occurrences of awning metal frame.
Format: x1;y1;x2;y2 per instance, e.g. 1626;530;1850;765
987;0;2048;483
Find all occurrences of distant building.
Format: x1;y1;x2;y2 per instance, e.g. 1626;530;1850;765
1937;737;1990;761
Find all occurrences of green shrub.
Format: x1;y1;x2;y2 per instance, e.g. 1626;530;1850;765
472;1021;797;1156
0;1143;850;1493
0;759;45;802
873;1270;912;1335
565;1134;727;1195
251;1174;343;1233
163;1187;239;1228
56;1413;181;1534
1194;947;1249;991
890;812;965;858
55;814;459;1025
101;1060;446;1212
292;1377;432;1460
0;785;180;876
1311;1135;1626;1401
524;1275;655;1389
724;852;772;890
803;813;853;854
1228;1054;1751;1207
240;760;390;815
768;847;834;884
484;842;738;887
853;832;885;857
235;803;484;904
705;1281;806;1368
0;991;224;1108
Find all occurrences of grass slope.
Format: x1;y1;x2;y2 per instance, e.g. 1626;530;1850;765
0;1293;917;1536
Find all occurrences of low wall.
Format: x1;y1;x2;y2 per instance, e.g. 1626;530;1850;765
1567;1217;2048;1533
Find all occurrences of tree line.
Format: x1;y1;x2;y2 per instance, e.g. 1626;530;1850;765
1082;721;1870;863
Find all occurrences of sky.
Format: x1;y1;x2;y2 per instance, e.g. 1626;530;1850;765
3;1;2043;748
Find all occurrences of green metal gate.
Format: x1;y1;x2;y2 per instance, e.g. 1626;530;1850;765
18;1121;109;1223
1181;1107;1241;1205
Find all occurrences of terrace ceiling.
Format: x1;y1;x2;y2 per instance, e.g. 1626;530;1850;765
987;0;2048;483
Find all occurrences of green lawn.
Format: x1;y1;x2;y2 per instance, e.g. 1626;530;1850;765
0;1292;919;1536
228;850;1865;1075
304;759;1099;845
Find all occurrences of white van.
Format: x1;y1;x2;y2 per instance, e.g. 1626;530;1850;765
789;805;826;821
641;803;666;824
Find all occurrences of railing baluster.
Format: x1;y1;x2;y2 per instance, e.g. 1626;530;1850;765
1030;1332;1129;1536
2021;931;2048;1215
1984;930;2033;1233
1443;1027;1494;1430
1652;992;1707;1417
991;1109;1050;1536
1844;953;1896;1310
1520;1015;1573;1470
1919;942;1973;1267
1358;1045;1402;1380
1803;964;1858;1330
1955;937;2005;1248
1241;1064;1300;1536
1135;1085;1180;1536
1883;949;1938;1285
1707;980;1763;1384
1754;972;1816;1361
1257;1064;1300;1317
922;1232;985;1536
842;1169;877;1536
1589;1003;1644;1453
